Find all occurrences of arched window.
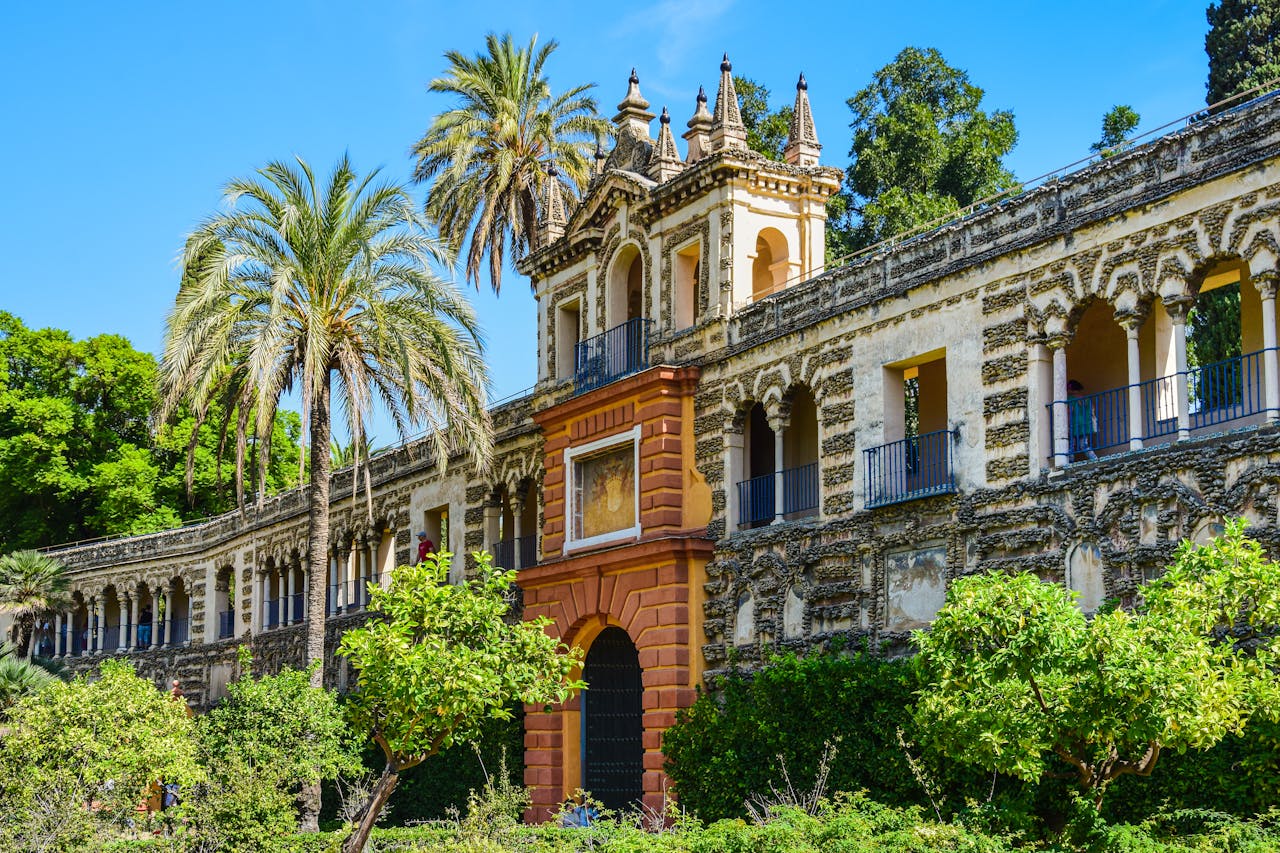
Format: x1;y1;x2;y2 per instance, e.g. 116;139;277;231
608;245;645;328
752;228;789;301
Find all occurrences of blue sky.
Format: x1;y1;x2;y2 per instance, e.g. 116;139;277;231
0;1;1209;442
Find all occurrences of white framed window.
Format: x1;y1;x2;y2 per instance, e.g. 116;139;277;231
564;425;642;552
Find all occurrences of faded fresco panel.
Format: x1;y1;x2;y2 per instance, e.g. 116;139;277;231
1067;539;1106;613
884;544;948;631
575;443;636;540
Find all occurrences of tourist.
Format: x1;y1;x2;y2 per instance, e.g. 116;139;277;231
138;606;152;647
416;530;433;563
1067;379;1098;461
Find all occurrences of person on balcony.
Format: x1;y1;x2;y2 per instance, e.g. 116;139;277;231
138;606;152;647
416;531;434;564
1067;379;1099;461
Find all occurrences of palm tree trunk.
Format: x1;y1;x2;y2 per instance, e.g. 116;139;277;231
300;370;333;832
343;763;399;853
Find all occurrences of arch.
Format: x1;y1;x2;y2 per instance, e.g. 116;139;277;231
607;243;645;328
133;581;156;650
781;385;820;520
738;402;776;529
752;227;789;301
214;565;235;640
166;576;191;646
101;585;123;653
581;626;643;811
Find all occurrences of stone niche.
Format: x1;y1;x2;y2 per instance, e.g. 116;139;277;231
1066;539;1106;614
884;543;948;631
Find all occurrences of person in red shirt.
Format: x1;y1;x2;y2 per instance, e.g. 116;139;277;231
416;531;433;563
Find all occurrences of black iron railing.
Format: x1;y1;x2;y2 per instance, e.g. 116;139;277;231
1048;349;1271;464
864;429;958;508
166;618;189;646
574;317;652;395
737;471;776;528
493;538;515;570
291;592;304;623
218;609;235;639
266;599;280;630
782;462;820;517
518;534;538;569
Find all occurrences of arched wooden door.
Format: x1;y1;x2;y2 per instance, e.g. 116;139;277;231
582;626;643;810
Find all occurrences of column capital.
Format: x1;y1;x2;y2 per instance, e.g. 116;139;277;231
1044;333;1071;351
1162;295;1194;323
767;415;790;433
1254;269;1280;300
1115;309;1147;335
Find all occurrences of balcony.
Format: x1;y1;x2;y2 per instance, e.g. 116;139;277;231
736;462;820;528
495;534;539;570
1048;349;1269;464
574;317;652;395
864;429;958;508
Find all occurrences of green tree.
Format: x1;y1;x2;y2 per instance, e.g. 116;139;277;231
0;642;56;717
1091;105;1141;156
1206;0;1280;107
0;659;200;849
337;551;583;853
914;521;1280;810
736;76;793;161
412;33;609;293
844;47;1018;250
0;549;70;658
161;154;493;828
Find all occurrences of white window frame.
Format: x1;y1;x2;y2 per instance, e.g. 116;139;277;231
564;425;642;552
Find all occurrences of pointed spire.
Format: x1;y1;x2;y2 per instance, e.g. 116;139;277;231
537;163;566;246
613;67;654;141
711;53;746;152
682;85;713;163
784;72;821;167
593;135;608;176
649;106;686;182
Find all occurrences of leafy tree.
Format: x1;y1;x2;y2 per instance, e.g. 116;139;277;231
914;521;1280;810
337;551;584;853
0;312;300;551
1091;105;1141;156
162;155;493;829
1206;0;1280;107
0;659;200;849
412;33;609;293
0;550;70;658
0;642;56;717
736;76;792;161
844;47;1018;250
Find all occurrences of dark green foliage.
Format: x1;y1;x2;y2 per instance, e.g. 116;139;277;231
735;76;792;161
1091;105;1141;156
1206;0;1280;107
1187;282;1242;368
663;648;993;822
381;710;524;824
0;312;301;551
843;47;1018;250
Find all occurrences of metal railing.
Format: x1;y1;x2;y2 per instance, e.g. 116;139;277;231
290;592;304;623
266;600;280;630
782;462;820;517
493;538;515;570
165;618;190;647
864;429;958;508
518;534;538;569
218;609;235;639
574;317;652;395
1048;349;1271;464
737;471;776;528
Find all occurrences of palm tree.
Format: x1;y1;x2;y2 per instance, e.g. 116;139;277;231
411;32;609;293
159;155;493;828
0;642;56;716
0;550;71;660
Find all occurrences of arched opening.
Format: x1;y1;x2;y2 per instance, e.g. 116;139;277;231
102;586;122;653
781;387;820;520
1187;259;1265;429
581;626;643;811
608;245;646;328
736;402;776;529
166;578;190;646
215;566;235;640
66;593;88;657
1062;300;1130;460
751;228;789;301
134;582;155;650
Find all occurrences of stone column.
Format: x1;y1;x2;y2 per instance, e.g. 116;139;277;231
337;549;350;613
151;587;161;647
1050;340;1069;467
301;567;310;620
365;538;376;605
126;594;139;651
1168;300;1192;441
164;587;175;647
285;562;296;624
53;612;63;658
328;553;338;616
1257;271;1280;424
257;572;267;631
770;415;789;523
724;430;744;534
1121;316;1144;451
95;597;105;653
483;500;501;554
512;496;525;571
